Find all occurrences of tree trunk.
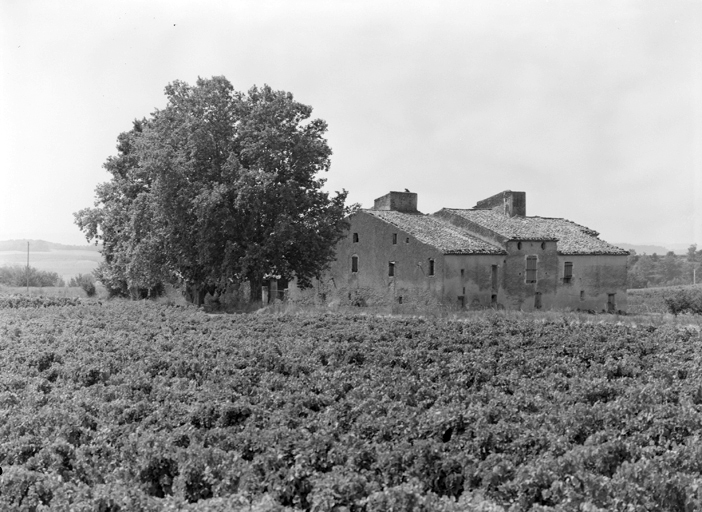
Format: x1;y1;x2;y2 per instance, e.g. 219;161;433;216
249;274;263;303
184;282;206;306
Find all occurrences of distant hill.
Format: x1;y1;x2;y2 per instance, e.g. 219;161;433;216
0;240;102;279
615;243;695;256
615;243;671;255
0;239;101;252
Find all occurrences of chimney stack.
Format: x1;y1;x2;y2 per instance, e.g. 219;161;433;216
474;190;526;217
373;191;419;213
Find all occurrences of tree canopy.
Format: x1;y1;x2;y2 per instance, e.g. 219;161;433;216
75;77;351;302
627;248;701;289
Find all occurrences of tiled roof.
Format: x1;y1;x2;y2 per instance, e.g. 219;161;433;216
364;210;505;255
441;209;628;255
441;209;557;241
526;217;629;255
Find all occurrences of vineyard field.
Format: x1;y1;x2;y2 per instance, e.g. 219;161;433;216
1;301;702;511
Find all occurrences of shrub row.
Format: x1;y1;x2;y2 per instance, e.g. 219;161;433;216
664;287;702;315
0;295;82;309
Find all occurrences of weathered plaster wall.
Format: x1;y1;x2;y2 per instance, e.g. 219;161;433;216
499;240;560;311
554;255;628;312
443;254;506;309
308;211;445;306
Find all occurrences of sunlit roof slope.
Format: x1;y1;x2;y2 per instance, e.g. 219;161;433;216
364;210;505;255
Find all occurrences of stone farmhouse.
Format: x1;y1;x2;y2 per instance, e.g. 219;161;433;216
290;190;629;312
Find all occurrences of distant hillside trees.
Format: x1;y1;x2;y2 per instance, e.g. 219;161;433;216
75;77;351;303
0;265;62;287
627;245;702;289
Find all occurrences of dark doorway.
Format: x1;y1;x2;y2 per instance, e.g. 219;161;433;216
534;292;542;310
607;293;616;313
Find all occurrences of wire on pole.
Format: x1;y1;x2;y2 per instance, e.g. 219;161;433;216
26;241;30;293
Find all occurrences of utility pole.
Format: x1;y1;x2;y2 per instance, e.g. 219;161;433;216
26;241;29;293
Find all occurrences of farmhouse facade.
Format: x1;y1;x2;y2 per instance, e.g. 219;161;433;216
292;190;629;312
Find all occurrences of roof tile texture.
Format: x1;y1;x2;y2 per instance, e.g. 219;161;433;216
364;210;505;255
439;209;628;255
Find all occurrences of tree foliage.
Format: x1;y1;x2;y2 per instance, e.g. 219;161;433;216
664;287;702;315
627;248;701;289
75;77;351;302
0;265;62;287
69;274;96;297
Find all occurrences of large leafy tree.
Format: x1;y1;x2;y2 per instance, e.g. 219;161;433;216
75;77;351;303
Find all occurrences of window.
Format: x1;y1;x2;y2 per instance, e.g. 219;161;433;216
580;290;585;301
491;265;498;290
541;242;546;250
405;237;410;243
388;261;395;277
353;233;359;243
392;233;397;244
351;255;358;273
460;269;465;279
525;256;537;283
517;242;522;250
428;259;435;276
398;296;403;304
563;262;573;283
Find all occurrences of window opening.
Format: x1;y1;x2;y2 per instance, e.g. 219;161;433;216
458;296;465;308
517;242;522;250
491;265;498;290
428;259;435;276
405;237;410;243
491;294;497;305
525;256;537;283
398;296;403;304
580;290;585;301
534;292;542;309
392;233;397;244
563;262;573;283
388;261;395;277
460;269;465;279
541;242;546;250
351;255;358;273
353;233;359;243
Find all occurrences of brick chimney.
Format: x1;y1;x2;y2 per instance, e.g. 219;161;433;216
474;190;526;217
373;191;419;213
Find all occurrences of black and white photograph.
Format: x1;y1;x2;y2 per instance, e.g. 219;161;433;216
1;1;701;510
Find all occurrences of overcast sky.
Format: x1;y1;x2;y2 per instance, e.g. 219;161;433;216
1;0;700;248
